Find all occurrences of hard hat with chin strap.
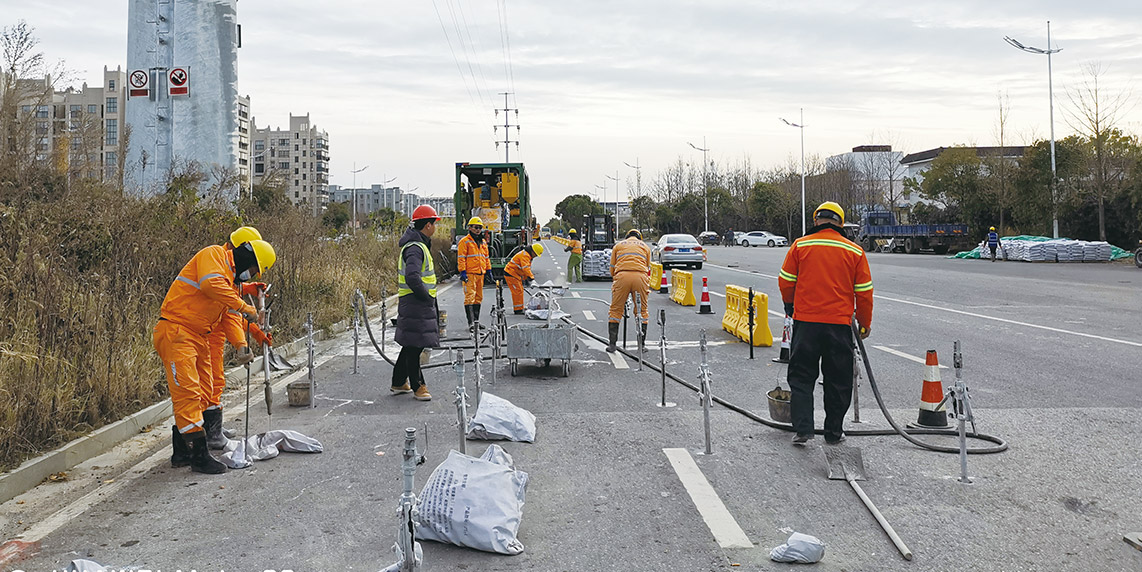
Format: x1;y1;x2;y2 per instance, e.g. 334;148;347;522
813;201;845;225
248;240;276;278
230;226;261;248
530;243;544;256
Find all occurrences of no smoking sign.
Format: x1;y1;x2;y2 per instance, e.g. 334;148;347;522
168;67;190;96
129;69;149;97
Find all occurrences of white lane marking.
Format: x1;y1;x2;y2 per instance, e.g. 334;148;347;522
710;291;725;298
663;448;753;549
875;294;1142;348
706;263;778;280
872;345;949;369
768;310;783;318
608;349;629;370
583;310;597;321
572;291;581;298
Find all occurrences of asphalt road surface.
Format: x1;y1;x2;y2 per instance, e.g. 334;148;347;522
3;239;1141;571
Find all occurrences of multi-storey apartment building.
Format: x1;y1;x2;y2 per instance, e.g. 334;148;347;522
251;113;329;216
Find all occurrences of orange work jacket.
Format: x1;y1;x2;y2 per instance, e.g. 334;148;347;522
778;227;873;328
504;250;534;280
159;245;258;337
457;234;491;274
610;237;651;274
568;239;582;255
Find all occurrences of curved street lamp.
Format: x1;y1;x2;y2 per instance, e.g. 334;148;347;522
780;111;806;236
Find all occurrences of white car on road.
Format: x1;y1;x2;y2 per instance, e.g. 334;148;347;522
739;231;788;247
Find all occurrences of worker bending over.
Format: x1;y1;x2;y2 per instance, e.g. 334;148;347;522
565;228;583;283
607;229;651;352
779;201;873;446
457;217;491;331
154;239;276;473
203;226;273;449
504;243;543;314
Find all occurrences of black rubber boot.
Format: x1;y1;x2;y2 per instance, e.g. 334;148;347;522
184;430;227;474
171;425;190;468
606;323;619;353
464;304;475;328
203;408;227;450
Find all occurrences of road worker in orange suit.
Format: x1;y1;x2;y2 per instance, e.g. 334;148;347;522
778;201;873;446
202;226;274;450
457;216;491;331
154;238;276;474
607;229;651;352
503;243;544;314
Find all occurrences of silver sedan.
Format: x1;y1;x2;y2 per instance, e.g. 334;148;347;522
653;233;705;269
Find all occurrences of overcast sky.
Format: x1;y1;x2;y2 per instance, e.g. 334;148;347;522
7;1;1142;222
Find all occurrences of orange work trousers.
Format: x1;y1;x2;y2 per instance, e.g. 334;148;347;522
464;273;485;305
205;329;229;410
153;320;211;434
505;274;525;311
609;270;650;325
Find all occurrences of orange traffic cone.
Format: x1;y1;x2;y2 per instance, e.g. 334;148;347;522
911;349;948;428
659;269;669;294
771;315;792;363
698;277;713;314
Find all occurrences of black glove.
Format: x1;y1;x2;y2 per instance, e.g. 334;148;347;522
784;302;795;317
523;278;534;287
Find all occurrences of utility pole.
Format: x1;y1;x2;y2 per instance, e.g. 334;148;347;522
606;171;620;222
350;163;368;232
689;138;710;233
624;159;642;232
494;92;520;162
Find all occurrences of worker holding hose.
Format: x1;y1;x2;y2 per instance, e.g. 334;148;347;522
457;216;491;331
778;202;873;446
503;243;544;314
154;239;277;473
391;205;442;401
203;227;273;450
607;229;651;353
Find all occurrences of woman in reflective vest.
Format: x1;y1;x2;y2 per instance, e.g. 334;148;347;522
391;205;441;401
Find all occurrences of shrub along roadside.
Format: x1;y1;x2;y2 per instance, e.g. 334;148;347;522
0;168;400;471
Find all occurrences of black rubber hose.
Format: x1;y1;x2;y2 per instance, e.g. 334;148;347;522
566;318;1007;454
356;291;502;371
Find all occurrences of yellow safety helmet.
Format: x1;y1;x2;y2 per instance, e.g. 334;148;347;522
230;226;262;248
813;201;845;225
530;243;544;256
467;216;484;227
627;229;643;239
990;226;996;231
568;228;577;235
248;239;276;278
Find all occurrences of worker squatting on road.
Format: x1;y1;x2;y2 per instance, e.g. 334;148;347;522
607;229;652;353
504;243;544;314
203;226;274;450
565;228;583;283
153;238;277;474
391;204;442;402
457;216;491;331
778;201;873;446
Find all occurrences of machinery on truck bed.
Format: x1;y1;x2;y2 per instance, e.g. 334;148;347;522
856;210;969;254
579;212;616;280
454;162;536;279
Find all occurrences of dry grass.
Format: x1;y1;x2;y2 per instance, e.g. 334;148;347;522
0;167;403;470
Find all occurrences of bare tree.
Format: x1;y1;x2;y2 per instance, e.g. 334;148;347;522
1066;62;1136;240
984;91;1015;232
0;21;70;178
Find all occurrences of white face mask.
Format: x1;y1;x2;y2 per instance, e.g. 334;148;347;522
238;270;253;282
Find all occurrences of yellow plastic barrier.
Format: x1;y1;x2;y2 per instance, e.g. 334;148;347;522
650;262;663;294
721;284;773;346
670;269;697;306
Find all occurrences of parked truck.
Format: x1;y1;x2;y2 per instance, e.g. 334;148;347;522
453;162;535;279
856;210;969;254
579;213;616;280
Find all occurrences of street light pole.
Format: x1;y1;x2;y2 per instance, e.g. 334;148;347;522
624;159;641;230
688;138;710;233
780;112;806;236
350;163;369;232
1005;21;1062;238
606;171;620;222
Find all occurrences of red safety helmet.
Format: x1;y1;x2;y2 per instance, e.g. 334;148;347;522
411;204;441;222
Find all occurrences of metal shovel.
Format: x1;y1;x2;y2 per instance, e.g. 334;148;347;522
260;294;296;372
823;445;913;561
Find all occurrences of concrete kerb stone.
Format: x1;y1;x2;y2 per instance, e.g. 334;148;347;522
0;293;398;506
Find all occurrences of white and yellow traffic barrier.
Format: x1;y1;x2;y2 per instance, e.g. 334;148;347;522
650;262;664;295
721;284;773;346
670;269;697;306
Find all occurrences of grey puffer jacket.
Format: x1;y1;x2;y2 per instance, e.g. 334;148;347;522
395;226;439;349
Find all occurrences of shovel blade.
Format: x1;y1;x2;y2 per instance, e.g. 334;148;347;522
266;348;295;371
823;445;867;481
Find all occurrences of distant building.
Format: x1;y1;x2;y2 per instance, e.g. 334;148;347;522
250;113;329;216
900;146;1027;186
825;145;907;212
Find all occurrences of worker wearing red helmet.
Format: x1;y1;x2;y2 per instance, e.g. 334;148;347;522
390;204;442;401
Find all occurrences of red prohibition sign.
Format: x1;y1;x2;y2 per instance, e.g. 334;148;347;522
170;68;188;86
130;70;148;88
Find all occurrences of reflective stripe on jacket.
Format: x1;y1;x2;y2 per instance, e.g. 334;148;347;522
504;250;533;280
398;241;437;298
159;245;257;337
778;226;873;328
457;234;491;274
568;239;582;255
987;232;999;247
610;237;651;274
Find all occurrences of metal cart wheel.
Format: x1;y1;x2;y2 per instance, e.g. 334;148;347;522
510;360;518;376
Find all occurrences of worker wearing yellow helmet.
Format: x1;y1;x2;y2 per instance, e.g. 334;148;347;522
154;237;276;473
457;216;492;330
504;243;543;314
779;201;872;446
607;228;651;352
986;226;1002;262
202;227;275;450
565;228;583;283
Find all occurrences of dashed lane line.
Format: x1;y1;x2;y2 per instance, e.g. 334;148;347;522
872;345;949;368
608;349;629;370
583;310;597;321
663;448;753;549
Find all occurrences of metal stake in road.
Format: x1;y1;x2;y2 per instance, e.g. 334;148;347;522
622;299;630;350
452;349;469;455
471;318;483;411
307;312;316;409
394;426;425;571
698;330;713;455
351;295;360;375
633;292;645;371
657;309;676;408
747;287;756;360
940;341;976;484
260;286;273;419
